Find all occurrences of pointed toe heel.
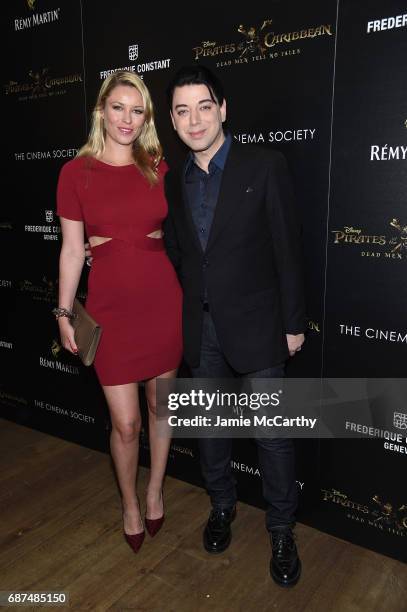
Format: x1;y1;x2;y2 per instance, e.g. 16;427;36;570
145;515;165;537
124;530;145;553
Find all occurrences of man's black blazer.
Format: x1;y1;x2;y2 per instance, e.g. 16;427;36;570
163;141;306;373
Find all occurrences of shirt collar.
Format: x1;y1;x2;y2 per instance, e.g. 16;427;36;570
184;132;232;177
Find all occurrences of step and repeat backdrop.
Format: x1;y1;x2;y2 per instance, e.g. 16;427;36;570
2;1;406;562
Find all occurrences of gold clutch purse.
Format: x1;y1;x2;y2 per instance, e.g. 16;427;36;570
71;298;102;366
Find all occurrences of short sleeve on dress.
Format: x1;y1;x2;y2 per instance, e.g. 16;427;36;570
56;162;83;221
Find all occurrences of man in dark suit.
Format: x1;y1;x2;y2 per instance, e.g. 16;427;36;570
164;65;305;587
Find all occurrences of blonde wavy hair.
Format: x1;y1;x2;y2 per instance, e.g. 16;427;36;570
77;71;162;185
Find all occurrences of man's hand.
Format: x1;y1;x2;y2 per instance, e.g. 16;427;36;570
286;333;305;357
84;242;92;266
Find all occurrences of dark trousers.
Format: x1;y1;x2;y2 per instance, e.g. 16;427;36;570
191;311;298;531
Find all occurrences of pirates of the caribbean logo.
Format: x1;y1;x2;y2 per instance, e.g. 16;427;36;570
331;218;407;260
29;68;48;94
389;218;407;253
237;20;273;57
192;18;333;62
321;488;407;534
371;495;407;531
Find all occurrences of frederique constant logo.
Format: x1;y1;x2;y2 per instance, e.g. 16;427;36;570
394;412;407;430
192;18;334;67
321;488;407;535
331;219;406;261
128;44;139;61
99;44;171;80
24;210;61;241
4;68;82;101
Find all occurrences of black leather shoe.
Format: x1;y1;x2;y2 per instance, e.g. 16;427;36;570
203;506;236;554
270;527;301;587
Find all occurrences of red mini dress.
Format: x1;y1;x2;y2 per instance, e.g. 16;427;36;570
57;156;183;385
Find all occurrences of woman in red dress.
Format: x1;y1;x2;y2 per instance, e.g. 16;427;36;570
55;71;182;553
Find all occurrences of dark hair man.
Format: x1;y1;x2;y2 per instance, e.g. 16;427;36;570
164;65;306;587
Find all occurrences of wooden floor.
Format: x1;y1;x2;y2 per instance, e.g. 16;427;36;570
0;419;405;612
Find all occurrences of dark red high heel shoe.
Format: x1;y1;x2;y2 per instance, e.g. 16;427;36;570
145;515;164;537
124;530;145;553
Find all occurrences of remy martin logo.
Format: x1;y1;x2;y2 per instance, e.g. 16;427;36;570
39;340;80;375
321;488;407;535
4;68;82;100
51;339;62;359
331;220;406;261
370;118;407;161
15;3;60;30
192;18;333;66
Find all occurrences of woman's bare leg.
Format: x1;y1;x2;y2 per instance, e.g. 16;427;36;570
144;369;177;519
103;382;143;534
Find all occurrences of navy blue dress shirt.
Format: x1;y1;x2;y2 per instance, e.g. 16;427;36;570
184;133;232;251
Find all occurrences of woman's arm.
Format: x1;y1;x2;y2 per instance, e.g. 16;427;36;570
57;217;85;354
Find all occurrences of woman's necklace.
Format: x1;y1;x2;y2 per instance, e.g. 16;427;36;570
99;156;133;167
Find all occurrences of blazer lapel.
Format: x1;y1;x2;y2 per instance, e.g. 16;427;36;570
206;143;247;252
170;166;203;253
181;176;204;253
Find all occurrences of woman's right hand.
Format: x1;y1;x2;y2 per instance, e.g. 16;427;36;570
58;317;78;355
84;241;93;266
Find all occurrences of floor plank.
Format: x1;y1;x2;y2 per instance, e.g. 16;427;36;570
0;419;405;611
